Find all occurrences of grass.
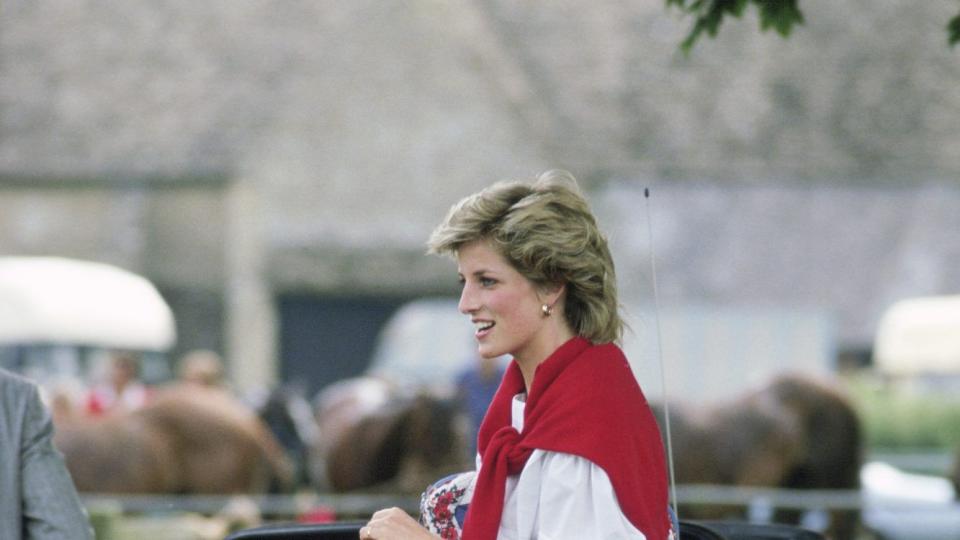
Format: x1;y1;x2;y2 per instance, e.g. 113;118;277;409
843;372;960;451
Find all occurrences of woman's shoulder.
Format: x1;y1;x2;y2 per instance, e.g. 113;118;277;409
586;341;627;359
560;342;648;411
570;342;633;380
566;340;626;363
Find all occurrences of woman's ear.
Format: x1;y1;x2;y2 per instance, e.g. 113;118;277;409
539;282;566;309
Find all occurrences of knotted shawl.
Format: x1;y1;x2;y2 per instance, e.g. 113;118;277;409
461;337;670;540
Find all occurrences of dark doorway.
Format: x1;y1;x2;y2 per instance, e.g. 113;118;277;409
278;294;411;396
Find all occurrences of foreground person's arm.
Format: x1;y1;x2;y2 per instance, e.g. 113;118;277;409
20;383;95;540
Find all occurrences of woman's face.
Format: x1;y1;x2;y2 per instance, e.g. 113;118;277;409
456;240;553;364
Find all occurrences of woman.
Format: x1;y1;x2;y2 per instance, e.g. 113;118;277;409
362;170;672;539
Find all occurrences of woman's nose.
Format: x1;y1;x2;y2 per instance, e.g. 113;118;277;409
458;283;478;314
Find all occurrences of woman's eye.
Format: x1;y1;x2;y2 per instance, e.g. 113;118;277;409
479;277;496;287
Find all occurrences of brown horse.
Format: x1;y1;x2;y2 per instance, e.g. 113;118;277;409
315;377;468;494
54;384;295;494
653;374;863;540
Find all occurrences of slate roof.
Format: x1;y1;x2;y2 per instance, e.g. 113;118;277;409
596;180;960;347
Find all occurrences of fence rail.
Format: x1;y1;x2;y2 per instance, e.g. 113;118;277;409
82;492;420;519
81;484;943;519
675;485;864;511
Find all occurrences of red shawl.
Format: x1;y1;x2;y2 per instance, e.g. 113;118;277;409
461;337;670;540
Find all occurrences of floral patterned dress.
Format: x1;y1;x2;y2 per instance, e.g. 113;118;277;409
419;471;476;539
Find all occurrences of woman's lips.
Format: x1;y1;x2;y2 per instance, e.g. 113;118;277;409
474;320;494;338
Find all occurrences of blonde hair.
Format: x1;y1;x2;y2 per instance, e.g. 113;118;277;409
427;170;622;343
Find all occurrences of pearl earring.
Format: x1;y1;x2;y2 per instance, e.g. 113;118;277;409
541;304;552;317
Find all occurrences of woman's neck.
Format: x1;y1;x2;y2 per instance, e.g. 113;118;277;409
514;325;576;394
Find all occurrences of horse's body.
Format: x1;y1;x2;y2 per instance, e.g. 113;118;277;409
314;377;468;494
55;385;294;494
654;374;863;539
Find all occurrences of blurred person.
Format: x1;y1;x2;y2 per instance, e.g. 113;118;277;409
46;379;87;426
177;349;226;387
85;350;152;416
456;354;506;460
0;367;94;540
363;171;672;540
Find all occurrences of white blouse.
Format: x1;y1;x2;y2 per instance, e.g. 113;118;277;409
485;394;649;540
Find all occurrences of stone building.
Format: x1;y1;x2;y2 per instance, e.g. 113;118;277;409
2;0;958;393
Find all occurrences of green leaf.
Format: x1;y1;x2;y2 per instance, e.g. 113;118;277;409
757;0;804;37
670;0;805;51
949;10;960;47
672;0;957;50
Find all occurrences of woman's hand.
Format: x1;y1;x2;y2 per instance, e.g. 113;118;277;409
360;507;439;540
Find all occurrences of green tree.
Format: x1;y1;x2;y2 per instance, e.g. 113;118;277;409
667;0;960;51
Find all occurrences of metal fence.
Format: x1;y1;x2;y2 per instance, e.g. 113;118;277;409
80;485;889;518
